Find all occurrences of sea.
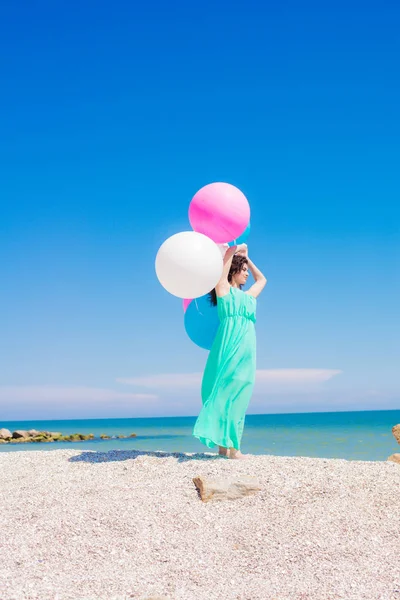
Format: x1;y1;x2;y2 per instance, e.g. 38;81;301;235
1;409;399;461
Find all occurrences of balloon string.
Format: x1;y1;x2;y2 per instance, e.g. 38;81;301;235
195;298;204;316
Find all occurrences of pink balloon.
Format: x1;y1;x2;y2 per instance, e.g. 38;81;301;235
183;298;193;312
189;182;250;244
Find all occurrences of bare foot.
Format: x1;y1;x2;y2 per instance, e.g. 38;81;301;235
218;446;229;457
229;449;249;460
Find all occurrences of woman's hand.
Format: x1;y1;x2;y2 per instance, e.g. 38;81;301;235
235;243;248;257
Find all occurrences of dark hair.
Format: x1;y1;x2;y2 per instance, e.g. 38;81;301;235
209;255;249;306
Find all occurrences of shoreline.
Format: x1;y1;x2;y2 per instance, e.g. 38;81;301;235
2;412;400;462
1;448;400;599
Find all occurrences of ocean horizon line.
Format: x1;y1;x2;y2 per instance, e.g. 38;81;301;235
2;406;400;424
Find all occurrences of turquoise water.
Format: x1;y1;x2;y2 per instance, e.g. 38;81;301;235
1;409;399;461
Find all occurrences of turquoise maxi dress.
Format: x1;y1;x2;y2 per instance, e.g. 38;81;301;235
193;286;257;450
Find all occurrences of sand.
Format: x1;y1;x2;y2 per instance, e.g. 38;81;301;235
0;448;399;600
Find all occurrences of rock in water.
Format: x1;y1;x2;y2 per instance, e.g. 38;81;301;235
12;430;29;439
41;431;62;438
193;475;261;502
388;454;400;465
0;428;12;439
392;424;400;445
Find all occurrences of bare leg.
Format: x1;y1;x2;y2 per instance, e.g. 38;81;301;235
218;446;229;456
229;448;248;460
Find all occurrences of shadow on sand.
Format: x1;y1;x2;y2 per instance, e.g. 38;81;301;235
68;449;225;464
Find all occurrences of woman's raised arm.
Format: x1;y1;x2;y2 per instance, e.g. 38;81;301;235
246;258;267;298
215;243;247;297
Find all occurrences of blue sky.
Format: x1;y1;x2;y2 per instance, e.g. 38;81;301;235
1;0;399;420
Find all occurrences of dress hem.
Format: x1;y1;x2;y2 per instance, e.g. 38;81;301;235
193;432;240;451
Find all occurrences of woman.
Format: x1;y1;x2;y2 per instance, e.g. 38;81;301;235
193;243;267;459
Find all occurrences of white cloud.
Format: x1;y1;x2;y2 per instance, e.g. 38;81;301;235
0;386;157;402
0;386;158;420
117;373;202;389
255;369;341;388
117;368;342;391
0;380;396;420
0;371;347;420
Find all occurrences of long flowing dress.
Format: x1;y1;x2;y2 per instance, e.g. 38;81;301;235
193;286;257;450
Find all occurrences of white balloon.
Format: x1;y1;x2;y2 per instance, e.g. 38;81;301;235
155;231;223;299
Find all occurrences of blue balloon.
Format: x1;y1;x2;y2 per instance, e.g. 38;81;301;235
228;222;251;246
184;294;220;350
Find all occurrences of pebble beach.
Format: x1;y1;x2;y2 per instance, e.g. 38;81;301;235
1;448;400;600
